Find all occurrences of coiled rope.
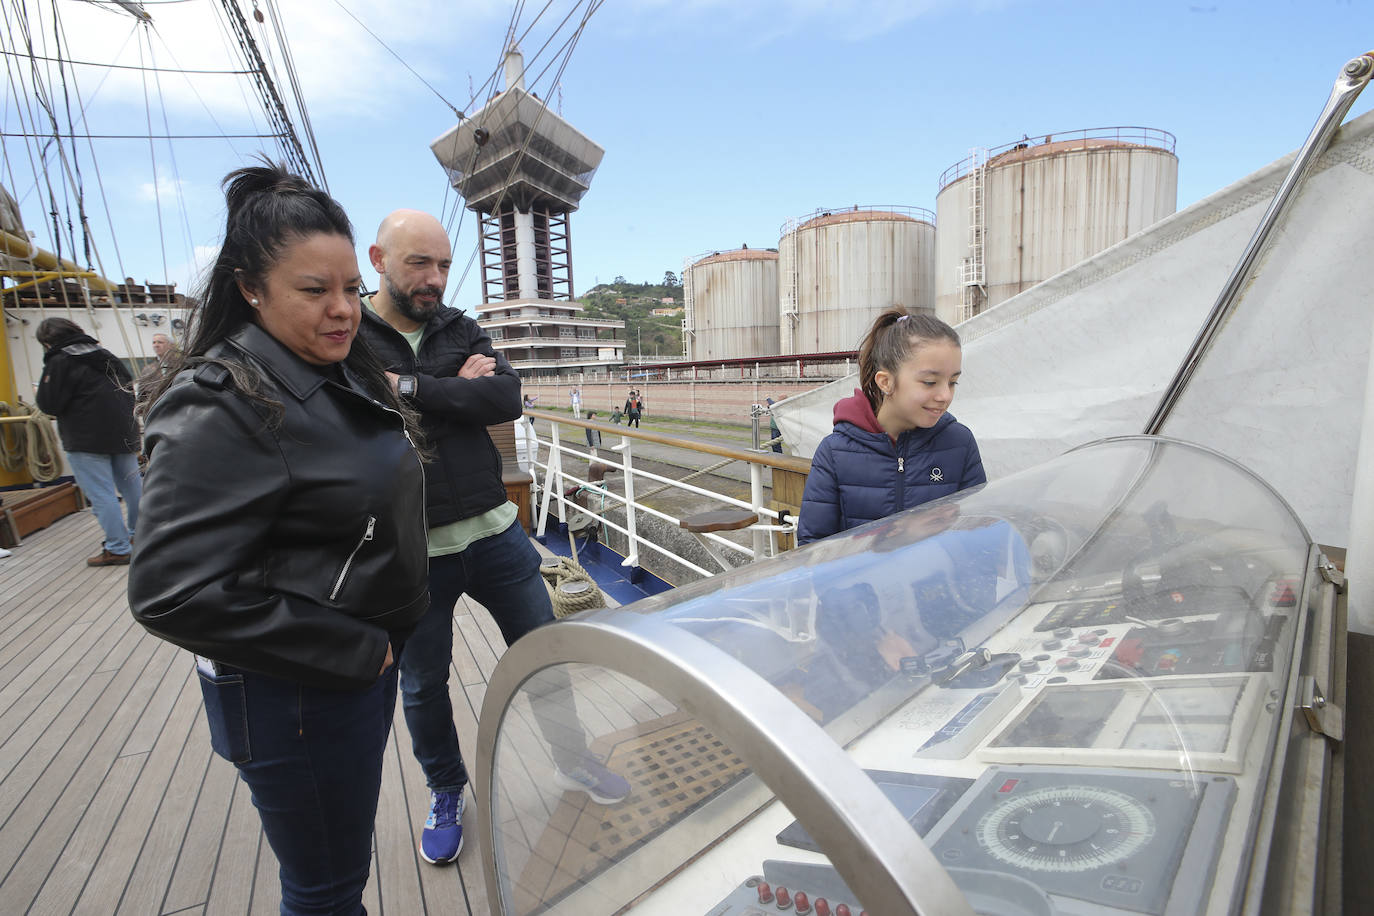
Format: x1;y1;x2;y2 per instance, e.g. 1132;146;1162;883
0;402;62;481
539;556;607;618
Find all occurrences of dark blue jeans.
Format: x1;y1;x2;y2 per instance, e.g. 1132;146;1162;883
399;520;586;793
199;662;398;915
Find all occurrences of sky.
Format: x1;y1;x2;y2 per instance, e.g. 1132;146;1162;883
2;0;1371;308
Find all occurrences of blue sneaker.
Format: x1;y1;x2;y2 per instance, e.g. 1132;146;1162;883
419;790;464;865
553;755;631;805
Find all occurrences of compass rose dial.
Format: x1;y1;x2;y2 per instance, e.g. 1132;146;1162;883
977;785;1155;873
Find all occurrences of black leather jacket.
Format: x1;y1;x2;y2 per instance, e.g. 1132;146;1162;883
128;323;429;689
357;303;522;527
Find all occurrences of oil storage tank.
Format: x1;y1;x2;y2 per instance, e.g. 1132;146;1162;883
935;127;1177;324
778;205;935;355
682;247;780;360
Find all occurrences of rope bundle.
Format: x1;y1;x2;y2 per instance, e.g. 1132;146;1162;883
540;556;607;618
0;402;62;481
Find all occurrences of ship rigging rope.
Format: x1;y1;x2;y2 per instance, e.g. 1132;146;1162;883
2;0;140;362
262;0;326;189
2;2;142;361
138;31;174;295
54;0;142;359
328;0;464;120
214;0;318;185
0;402;62;482
146;34;201;293
0;49;254;74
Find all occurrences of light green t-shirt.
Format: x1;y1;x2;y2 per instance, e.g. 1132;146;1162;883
370;297;518;557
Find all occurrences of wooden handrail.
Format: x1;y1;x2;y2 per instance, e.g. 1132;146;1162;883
523;408;812;474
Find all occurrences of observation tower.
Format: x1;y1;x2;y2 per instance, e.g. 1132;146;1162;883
431;49;624;375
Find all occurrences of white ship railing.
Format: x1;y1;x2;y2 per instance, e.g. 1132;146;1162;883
523;409;809;579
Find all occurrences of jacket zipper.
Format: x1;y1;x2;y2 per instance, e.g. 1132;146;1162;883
331;516;376;600
330;378;429;548
895;453;906;510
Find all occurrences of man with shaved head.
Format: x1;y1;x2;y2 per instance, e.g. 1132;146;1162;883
357;210;627;866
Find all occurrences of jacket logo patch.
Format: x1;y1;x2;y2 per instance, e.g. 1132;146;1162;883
930;467;944;482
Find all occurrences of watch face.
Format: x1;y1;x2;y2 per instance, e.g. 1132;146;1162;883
398;376;416;397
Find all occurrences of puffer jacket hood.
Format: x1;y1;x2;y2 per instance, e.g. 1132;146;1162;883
832;388;883;434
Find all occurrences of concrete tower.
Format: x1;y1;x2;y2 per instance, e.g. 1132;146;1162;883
431;49;624;375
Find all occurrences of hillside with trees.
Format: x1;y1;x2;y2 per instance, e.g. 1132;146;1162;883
579;273;685;362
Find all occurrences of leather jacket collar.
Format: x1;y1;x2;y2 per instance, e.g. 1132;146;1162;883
224;322;371;403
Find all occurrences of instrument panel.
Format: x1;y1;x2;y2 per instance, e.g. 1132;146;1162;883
693;553;1300;916
484;440;1327;916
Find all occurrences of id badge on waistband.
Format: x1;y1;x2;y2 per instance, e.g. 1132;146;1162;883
194;654;221;677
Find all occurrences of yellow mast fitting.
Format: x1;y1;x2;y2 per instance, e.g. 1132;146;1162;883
0;229;118;293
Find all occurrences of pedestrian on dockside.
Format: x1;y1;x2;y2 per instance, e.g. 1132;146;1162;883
34;317;142;566
623;388;643;427
585;410;603;455
797;308;985;544
128;163;429;916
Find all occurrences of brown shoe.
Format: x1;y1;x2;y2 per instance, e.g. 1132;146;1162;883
87;549;131;567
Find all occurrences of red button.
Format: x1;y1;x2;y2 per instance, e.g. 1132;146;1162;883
775;886;792;909
758;882;774;904
794;891;811;914
814;899;831;916
836;905;852;916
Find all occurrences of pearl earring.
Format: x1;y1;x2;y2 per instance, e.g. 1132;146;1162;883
250;298;259;306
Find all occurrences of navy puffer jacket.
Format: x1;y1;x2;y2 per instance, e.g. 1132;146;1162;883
797;389;985;544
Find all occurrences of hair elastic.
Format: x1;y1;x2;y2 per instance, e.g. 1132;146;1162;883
896;314;909;322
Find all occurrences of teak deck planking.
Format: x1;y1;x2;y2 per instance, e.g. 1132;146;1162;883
0;510;600;915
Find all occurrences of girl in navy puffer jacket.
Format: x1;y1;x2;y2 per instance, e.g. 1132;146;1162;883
797;309;985;544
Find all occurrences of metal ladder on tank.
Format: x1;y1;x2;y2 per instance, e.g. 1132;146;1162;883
958;147;988;322
680;254;695;360
780;216;800;353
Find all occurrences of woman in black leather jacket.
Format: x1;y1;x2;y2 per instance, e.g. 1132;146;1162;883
128;164;427;915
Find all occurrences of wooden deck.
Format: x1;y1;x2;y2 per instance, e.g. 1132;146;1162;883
0;510;548;915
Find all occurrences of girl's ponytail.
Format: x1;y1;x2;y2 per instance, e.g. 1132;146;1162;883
857;307;960;412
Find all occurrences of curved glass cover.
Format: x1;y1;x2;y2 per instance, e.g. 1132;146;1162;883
484;438;1315;915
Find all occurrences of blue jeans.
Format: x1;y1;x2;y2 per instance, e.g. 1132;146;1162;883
199;663;398;915
400;520;586;793
66;451;141;554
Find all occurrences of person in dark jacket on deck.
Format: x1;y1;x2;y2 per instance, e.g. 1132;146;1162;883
356;209;628;868
128;164;429;915
797;308;985;545
34;317;141;566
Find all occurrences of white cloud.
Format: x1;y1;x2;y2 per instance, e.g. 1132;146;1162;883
137;175;188;203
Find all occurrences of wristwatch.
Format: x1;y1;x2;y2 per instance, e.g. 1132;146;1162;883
396;375;417;398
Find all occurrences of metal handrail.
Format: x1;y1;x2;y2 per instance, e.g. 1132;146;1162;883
937;125;1177;190
524;409;809;578
478;312;625;326
778;203;936;236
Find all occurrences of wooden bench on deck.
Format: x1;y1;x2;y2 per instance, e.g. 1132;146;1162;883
489;420;534;532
